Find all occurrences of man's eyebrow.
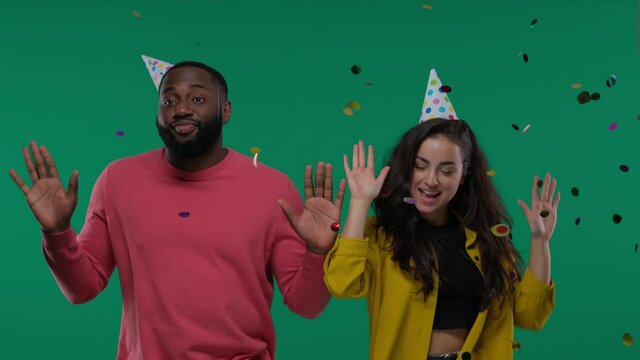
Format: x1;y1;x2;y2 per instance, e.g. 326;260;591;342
161;83;209;94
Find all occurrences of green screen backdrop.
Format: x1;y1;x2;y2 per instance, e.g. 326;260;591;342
1;0;639;359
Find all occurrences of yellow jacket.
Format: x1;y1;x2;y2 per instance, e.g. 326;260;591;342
324;217;555;360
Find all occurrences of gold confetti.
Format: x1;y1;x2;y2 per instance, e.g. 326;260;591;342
623;333;633;346
347;101;361;111
487;170;497;177
250;147;261;155
132;10;141;18
421;4;433;10
571;83;582;89
343;108;354;116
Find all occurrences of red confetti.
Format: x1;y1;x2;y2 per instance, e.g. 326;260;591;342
330;222;341;232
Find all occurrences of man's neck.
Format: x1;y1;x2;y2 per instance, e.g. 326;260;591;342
166;143;228;172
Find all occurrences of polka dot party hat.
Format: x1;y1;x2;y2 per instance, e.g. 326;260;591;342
419;68;457;123
141;54;174;90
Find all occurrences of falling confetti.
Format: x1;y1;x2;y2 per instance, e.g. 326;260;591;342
330;222;341;231
178;211;190;218
530;19;538;28
491;224;510;237
132;10;141;18
635;244;638;253
440;85;452;93
511;123;520;131
571;187;579;197
571;83;582;89
517;50;524;57
575;217;581;225
619;165;629;172
461;351;472;360
512;341;521;350
540;210;550;218
250;147;260;168
521;124;532;133
522;53;529;63
116;130;125;136
403;197;417;205
343;108;354;116
421;4;433;10
623;333;633;346
606;74;617;87
577;91;591;104
609;122;618;131
487;170;497;177
591;92;601;100
347;101;362;111
537;179;543;187
364;82;374;86
351;65;361;75
612;214;622;224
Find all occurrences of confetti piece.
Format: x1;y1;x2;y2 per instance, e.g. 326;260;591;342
461;351;472;360
571;187;579;197
491;224;510;237
440;85;452;93
619;165;629;172
511;123;520;131
608;122;618;131
403;197;416;205
253;153;259;168
421;4;433;10
178;211;190;218
606;74;617;87
347;101;362;111
612;214;622;224
521;124;531;133
250;146;261;155
540;210;550;218
351;65;361;75
591;92;601;100
537;180;543;187
512;341;521;350
343;108;354;116
577;91;591;104
487;170;497;177
635;244;638;252
517;50;523;57
575;217;581;225
522;53;529;63
623;333;633;346
116;130;125;136
132;10;141;18
330;222;341;231
571;83;582;89
637;115;640;121
530;19;538;28
364;82;374;86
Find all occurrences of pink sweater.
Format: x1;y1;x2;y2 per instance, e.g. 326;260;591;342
42;148;330;360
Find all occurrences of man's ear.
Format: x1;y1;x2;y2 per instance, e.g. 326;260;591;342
222;101;232;124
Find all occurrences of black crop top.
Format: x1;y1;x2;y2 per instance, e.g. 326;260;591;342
418;219;484;330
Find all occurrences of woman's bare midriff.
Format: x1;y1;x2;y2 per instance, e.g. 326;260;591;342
428;328;468;355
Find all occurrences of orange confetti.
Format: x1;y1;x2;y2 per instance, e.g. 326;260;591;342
571;83;582;89
487;170;496;177
132;10;141;18
343;108;354;116
421;4;433;10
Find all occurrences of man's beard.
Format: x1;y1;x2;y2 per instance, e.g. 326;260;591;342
156;115;222;159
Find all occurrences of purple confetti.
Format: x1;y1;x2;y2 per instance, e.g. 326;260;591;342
116;130;125;136
619;165;629;172
403;197;416;205
575;217;581;225
608;122;618;131
178;211;190;218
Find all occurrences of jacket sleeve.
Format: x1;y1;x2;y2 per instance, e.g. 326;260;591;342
42;167;116;304
323;217;380;298
269;179;330;319
513;269;556;330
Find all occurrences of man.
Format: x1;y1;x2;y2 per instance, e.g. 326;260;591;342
9;61;345;360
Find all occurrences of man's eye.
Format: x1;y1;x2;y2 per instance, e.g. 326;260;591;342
192;97;205;103
162;98;176;106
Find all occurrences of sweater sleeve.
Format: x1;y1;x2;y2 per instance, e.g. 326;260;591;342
513;269;556;330
269;179;330;319
42;167;116;305
323;217;380;298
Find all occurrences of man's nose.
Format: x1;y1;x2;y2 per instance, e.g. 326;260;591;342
173;101;194;118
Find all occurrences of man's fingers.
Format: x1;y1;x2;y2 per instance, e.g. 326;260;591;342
315;162;325;198
324;163;333;201
303;165;313;200
8;169;30;196
23;146;38;184
277;199;298;227
335;179;347;211
67;171;79;199
30;141;47;179
41;146;59;179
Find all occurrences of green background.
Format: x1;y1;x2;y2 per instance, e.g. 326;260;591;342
1;0;639;358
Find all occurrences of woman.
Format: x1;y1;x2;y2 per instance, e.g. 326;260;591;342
323;118;558;360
